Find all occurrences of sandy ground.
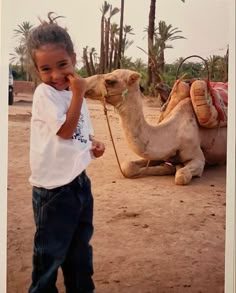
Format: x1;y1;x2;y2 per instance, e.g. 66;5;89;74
8;94;226;293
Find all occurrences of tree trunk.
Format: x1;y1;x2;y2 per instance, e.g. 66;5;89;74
99;15;105;73
159;43;165;73
147;0;156;86
117;0;124;69
122;32;127;58
89;51;96;75
114;43;119;69
109;36;114;71
83;48;92;76
104;19;110;72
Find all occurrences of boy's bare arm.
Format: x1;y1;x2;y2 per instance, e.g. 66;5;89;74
57;73;87;139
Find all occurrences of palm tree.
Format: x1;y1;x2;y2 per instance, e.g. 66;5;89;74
13;21;34;80
141;21;185;85
132;58;147;72
14;21;35;80
122;25;134;57
104;6;119;72
147;0;185;87
14;21;34;45
207;55;228;81
10;45;26;76
207;55;221;80
147;0;156;86
137;45;162;85
117;0;124;68
99;1;110;73
109;23;119;71
157;21;185;73
82;47;92;76
89;48;97;75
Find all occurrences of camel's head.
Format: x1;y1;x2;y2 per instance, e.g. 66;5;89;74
155;82;171;105
85;69;141;107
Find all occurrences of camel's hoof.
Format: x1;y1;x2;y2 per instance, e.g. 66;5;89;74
175;169;192;185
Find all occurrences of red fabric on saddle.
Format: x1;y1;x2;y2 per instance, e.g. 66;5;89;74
207;81;228;121
209;82;228;105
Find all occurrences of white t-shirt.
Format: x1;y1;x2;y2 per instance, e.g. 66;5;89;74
29;83;94;189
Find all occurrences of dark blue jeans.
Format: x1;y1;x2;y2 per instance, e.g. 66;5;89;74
29;171;95;293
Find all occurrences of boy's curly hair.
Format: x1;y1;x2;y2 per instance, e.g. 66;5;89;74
27;12;75;64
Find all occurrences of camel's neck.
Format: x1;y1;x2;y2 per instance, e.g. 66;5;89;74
117;94;146;135
116;93;177;160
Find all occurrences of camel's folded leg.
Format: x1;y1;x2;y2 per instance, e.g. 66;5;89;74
121;160;176;178
174;153;205;185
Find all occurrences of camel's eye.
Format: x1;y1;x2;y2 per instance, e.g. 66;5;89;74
105;79;117;86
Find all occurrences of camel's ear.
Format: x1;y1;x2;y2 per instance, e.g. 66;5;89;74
127;72;141;85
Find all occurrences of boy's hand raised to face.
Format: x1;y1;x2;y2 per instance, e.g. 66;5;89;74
66;72;87;97
57;72;88;139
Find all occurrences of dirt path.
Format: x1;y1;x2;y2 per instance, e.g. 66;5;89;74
7;95;226;293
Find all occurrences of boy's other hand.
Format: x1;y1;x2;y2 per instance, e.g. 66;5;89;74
90;138;105;158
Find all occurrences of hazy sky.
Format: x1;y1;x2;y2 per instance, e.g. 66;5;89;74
5;0;231;67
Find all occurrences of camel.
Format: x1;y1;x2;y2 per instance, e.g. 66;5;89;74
155;82;171;105
85;69;227;185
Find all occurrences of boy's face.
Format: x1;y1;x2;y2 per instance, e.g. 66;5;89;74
34;44;76;91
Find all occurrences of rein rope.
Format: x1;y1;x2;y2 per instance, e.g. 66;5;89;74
101;88;129;178
101;87;151;178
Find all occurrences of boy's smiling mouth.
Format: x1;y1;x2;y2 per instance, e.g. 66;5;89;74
51;80;69;90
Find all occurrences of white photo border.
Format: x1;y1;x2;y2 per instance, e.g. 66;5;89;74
0;0;9;292
0;1;235;293
224;0;236;292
